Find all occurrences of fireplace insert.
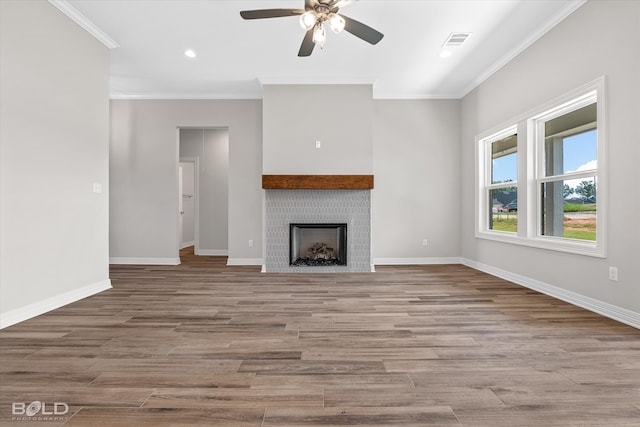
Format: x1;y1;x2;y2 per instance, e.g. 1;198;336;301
289;223;347;266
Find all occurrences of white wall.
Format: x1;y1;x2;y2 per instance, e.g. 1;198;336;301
0;0;111;327
109;91;465;267
263;85;373;174
180;128;229;254
109;100;262;265
373;100;461;262
460;0;640;316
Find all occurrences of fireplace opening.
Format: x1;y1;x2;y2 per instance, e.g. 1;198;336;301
289;223;347;266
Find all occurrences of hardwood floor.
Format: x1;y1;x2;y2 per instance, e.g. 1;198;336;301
1;247;639;426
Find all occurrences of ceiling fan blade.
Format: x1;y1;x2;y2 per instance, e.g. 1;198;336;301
240;9;304;19
332;0;354;9
298;29;315;57
342;15;384;45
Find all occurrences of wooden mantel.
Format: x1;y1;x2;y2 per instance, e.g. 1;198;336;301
262;175;374;190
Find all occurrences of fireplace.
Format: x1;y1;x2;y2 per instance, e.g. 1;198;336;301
263;189;371;273
290;223;347;266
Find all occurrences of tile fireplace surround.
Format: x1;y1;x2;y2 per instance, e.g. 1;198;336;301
263;175;373;273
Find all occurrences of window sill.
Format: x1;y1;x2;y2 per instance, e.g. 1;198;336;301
475;231;605;258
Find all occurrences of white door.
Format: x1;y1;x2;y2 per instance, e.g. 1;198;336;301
179;161;196;248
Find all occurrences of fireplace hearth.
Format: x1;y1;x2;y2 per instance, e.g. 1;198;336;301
290;223;347;267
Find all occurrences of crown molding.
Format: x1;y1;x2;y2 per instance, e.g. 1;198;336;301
459;0;587;98
109;92;263;100
258;77;376;86
372;91;461;100
48;0;119;49
109;90;462;101
109;92;463;101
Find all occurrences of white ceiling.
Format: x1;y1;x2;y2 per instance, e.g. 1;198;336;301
61;0;585;99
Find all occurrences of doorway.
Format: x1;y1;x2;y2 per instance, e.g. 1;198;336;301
178;128;229;260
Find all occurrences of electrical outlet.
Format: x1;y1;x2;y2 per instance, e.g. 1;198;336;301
422;239;428;247
248;239;254;247
609;266;618;282
315;140;321;149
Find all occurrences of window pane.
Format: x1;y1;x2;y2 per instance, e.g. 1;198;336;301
563;129;597;174
489;188;517;232
491;134;517;183
541;178;596;241
544;103;597;177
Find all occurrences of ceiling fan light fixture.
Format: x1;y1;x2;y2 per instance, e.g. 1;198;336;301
328;13;345;33
312;23;326;45
299;11;317;30
240;1;384;56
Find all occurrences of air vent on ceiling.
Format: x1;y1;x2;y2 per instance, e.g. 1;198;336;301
443;32;472;47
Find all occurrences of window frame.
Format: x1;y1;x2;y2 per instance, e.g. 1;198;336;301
477;125;519;238
475;77;606;257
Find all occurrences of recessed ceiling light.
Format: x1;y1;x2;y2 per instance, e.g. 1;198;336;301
439;50;452;59
184;49;196;58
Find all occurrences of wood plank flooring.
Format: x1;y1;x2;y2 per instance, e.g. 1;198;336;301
1;247;639;426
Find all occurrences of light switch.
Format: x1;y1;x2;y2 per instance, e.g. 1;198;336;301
315;140;321;149
93;182;102;193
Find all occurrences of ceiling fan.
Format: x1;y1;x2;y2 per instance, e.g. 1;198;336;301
240;0;384;57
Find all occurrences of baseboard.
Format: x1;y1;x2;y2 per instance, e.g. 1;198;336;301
227;258;264;266
374;257;464;265
180;241;195;249
462;258;640;329
0;279;112;329
197;249;229;256
109;257;180;265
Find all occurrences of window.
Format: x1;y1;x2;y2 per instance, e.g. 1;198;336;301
476;77;606;257
479;127;518;234
533;90;600;246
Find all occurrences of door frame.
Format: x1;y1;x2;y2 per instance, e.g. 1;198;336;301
177;126;230;260
179;157;200;254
